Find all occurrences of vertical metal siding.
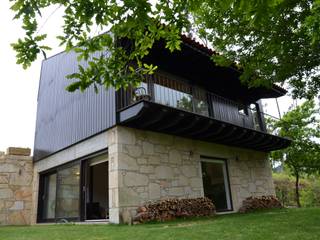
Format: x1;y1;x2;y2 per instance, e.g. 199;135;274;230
33;51;116;161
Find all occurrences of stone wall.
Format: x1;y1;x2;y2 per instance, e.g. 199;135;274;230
29;126;275;224
0;148;33;225
109;126;275;223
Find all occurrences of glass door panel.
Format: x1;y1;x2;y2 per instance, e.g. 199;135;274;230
42;173;57;219
56;164;81;219
201;159;232;211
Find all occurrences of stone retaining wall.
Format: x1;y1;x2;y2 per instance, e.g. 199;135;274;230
0;148;33;225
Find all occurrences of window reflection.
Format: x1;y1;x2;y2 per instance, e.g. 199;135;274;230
154;83;193;112
153;77;209;116
43;173;57;219
56;164;80;219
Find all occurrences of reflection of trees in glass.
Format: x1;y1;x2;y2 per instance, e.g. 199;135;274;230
177;96;209;116
177;96;193;111
194;99;209;116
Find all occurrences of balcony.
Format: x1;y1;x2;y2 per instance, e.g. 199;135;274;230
116;72;291;152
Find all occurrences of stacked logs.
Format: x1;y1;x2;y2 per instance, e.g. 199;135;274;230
133;197;215;223
239;195;283;213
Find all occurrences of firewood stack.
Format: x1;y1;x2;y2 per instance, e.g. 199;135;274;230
239;195;283;213
134;197;215;223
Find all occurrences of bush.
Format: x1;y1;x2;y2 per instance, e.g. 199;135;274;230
273;173;320;207
300;177;320;207
133;197;215;223
239;196;282;213
273;173;297;207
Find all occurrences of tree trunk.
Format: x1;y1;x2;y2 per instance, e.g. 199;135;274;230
295;172;301;208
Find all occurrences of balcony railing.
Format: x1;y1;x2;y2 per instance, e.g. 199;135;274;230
116;72;279;134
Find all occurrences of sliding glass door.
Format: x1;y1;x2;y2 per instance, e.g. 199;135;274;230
38;163;81;222
201;158;232;212
56;164;81;219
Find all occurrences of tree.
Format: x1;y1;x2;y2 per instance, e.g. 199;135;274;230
9;1;320;98
270;100;320;207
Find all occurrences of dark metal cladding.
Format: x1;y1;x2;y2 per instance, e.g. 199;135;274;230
33;51;116;161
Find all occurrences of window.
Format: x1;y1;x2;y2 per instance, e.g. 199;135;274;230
201;158;232;211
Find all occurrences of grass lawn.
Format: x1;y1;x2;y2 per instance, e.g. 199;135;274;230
1;208;319;240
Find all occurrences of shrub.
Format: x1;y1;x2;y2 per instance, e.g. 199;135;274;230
133;197;215;223
273;173;320;207
273;173;297;207
239;196;282;213
301;177;320;207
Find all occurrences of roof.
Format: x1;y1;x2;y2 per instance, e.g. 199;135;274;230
180;35;287;96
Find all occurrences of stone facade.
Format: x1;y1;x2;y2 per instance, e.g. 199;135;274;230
0;148;33;225
108;126;275;223
28;126;275;224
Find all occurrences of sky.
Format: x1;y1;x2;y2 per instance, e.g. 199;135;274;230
0;2;294;153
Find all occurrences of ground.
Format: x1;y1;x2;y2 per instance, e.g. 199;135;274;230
1;208;319;240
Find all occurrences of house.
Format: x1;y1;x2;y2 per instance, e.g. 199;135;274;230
30;36;290;224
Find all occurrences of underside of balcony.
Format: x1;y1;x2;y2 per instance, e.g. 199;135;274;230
117;100;291;152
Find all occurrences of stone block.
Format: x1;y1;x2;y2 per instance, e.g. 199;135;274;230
142;141;154;155
0;201;4;211
140;165;154;174
117;128;136;145
154;145;167;153
124;172;148;187
6;147;31;156
168;187;184;196
181;165;198;177
249;183;256;192
0;189;13;199
190;178;202;188
9;172;33;186
0;163;19;173
7;211;29;225
119;188;141;206
14;188;32;200
155;166;174;179
148;156;160;165
0;174;9;184
0;214;7;225
9;201;24;210
137;158;148;164
118;153;139;171
159;154;169;163
147;131;173;145
125;145;142;158
169;149;182;164
178;175;189;186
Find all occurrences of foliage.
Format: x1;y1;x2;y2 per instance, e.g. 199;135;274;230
300;176;320;207
272;172;320;207
270;100;320;206
9;0;320;98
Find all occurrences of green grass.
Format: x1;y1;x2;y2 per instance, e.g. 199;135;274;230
1;208;320;240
